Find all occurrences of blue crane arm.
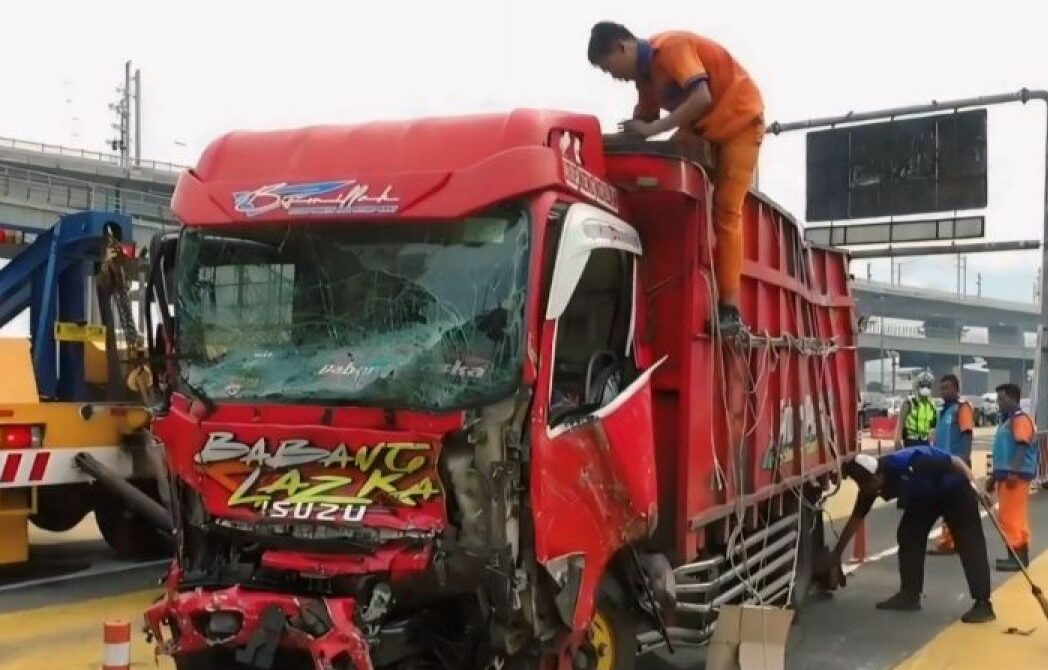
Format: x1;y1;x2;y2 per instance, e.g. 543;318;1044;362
0;211;133;399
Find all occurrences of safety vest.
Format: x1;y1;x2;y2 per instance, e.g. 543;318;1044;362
992;409;1039;480
904;396;935;440
934;400;971;461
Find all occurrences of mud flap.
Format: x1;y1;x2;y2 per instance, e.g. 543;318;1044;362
705;605;794;670
235;606;286;669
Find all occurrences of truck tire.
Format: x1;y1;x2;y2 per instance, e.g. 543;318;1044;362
789;499;826;610
30;484;92;532
94;479;170;561
571;579;637;670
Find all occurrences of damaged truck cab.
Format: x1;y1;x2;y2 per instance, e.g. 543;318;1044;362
144;110;858;669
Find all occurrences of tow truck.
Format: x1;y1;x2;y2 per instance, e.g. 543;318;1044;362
142;110;858;669
0;212;166;563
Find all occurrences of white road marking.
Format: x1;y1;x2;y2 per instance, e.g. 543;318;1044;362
844;508;990;576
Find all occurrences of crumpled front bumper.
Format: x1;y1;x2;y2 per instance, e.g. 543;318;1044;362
145;585;372;670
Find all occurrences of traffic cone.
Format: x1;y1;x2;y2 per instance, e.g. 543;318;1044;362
102;619;131;670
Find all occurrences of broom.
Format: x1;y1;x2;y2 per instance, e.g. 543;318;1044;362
974;484;1048;622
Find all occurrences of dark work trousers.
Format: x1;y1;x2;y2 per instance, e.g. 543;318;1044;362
896;485;991;600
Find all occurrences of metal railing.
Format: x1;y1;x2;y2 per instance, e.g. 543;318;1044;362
0;135;188;173
0;163;176;224
860;321;926;339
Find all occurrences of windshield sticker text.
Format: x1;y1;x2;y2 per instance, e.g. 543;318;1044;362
233;180;400;218
443;359;489;379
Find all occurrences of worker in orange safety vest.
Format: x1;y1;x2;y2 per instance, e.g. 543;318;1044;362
927;374;975;555
987;383;1038;571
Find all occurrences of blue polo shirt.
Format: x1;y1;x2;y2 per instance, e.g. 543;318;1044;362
855;446;966;515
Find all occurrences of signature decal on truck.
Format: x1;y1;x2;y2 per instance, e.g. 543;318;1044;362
232;180;400;217
196;432;441;520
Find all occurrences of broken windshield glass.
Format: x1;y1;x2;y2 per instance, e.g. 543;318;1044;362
175;206;529;411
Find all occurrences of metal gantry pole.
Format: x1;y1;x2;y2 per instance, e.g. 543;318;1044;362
767;88;1048;426
122;61;131;166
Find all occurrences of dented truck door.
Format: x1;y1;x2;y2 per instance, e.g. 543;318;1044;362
529;203;659;629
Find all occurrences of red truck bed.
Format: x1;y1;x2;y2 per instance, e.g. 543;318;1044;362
606;147;858;561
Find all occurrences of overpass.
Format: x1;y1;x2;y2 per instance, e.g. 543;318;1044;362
853;279;1035;393
0;135;181;246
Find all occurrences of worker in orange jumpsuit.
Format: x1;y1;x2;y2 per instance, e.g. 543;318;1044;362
588;22;764;334
988;383;1038;571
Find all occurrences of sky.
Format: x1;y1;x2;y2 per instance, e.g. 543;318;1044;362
2;0;1047;301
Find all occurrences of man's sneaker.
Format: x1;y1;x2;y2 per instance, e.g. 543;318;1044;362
875;592;921;611
716;304;744;337
996;547;1029;572
961;599;996;623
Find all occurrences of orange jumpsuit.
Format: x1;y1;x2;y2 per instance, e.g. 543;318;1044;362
992;411;1036;550
634;31;764;306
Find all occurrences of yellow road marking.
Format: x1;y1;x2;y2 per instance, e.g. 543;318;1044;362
895;550;1048;669
0;589;173;670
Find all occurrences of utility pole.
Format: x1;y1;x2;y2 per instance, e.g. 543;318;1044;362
108;60;141;166
891;351;898;394
956;254;968;297
134;68;141;165
962;255;967;296
866;262;872;280
879;319;885;391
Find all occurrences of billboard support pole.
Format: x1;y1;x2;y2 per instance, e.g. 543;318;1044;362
768;89;1048;428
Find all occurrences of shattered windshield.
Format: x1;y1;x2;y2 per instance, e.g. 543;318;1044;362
175;206;529;410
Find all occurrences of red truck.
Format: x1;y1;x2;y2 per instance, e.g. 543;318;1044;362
143;110;858;670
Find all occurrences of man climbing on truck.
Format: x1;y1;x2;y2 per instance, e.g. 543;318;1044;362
819;449;995;623
587;21;764;334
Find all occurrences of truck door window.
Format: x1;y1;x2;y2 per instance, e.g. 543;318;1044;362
549;248;636;425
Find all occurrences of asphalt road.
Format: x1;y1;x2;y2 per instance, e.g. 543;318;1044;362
2;472;1046;670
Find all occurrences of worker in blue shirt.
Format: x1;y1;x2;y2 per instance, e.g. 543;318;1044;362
818;447;995;623
928;374;975;555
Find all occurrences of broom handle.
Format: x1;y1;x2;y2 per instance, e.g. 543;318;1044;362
972;483;1040;589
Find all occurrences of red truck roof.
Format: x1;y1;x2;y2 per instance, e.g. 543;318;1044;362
172;109;615;225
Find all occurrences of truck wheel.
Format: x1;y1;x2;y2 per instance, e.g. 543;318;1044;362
30;484;92;532
94;479;170;561
574;579;637;670
790;499;826;610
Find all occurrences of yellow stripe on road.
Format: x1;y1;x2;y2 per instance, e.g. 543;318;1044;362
894;550;1048;669
0;589;173;670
